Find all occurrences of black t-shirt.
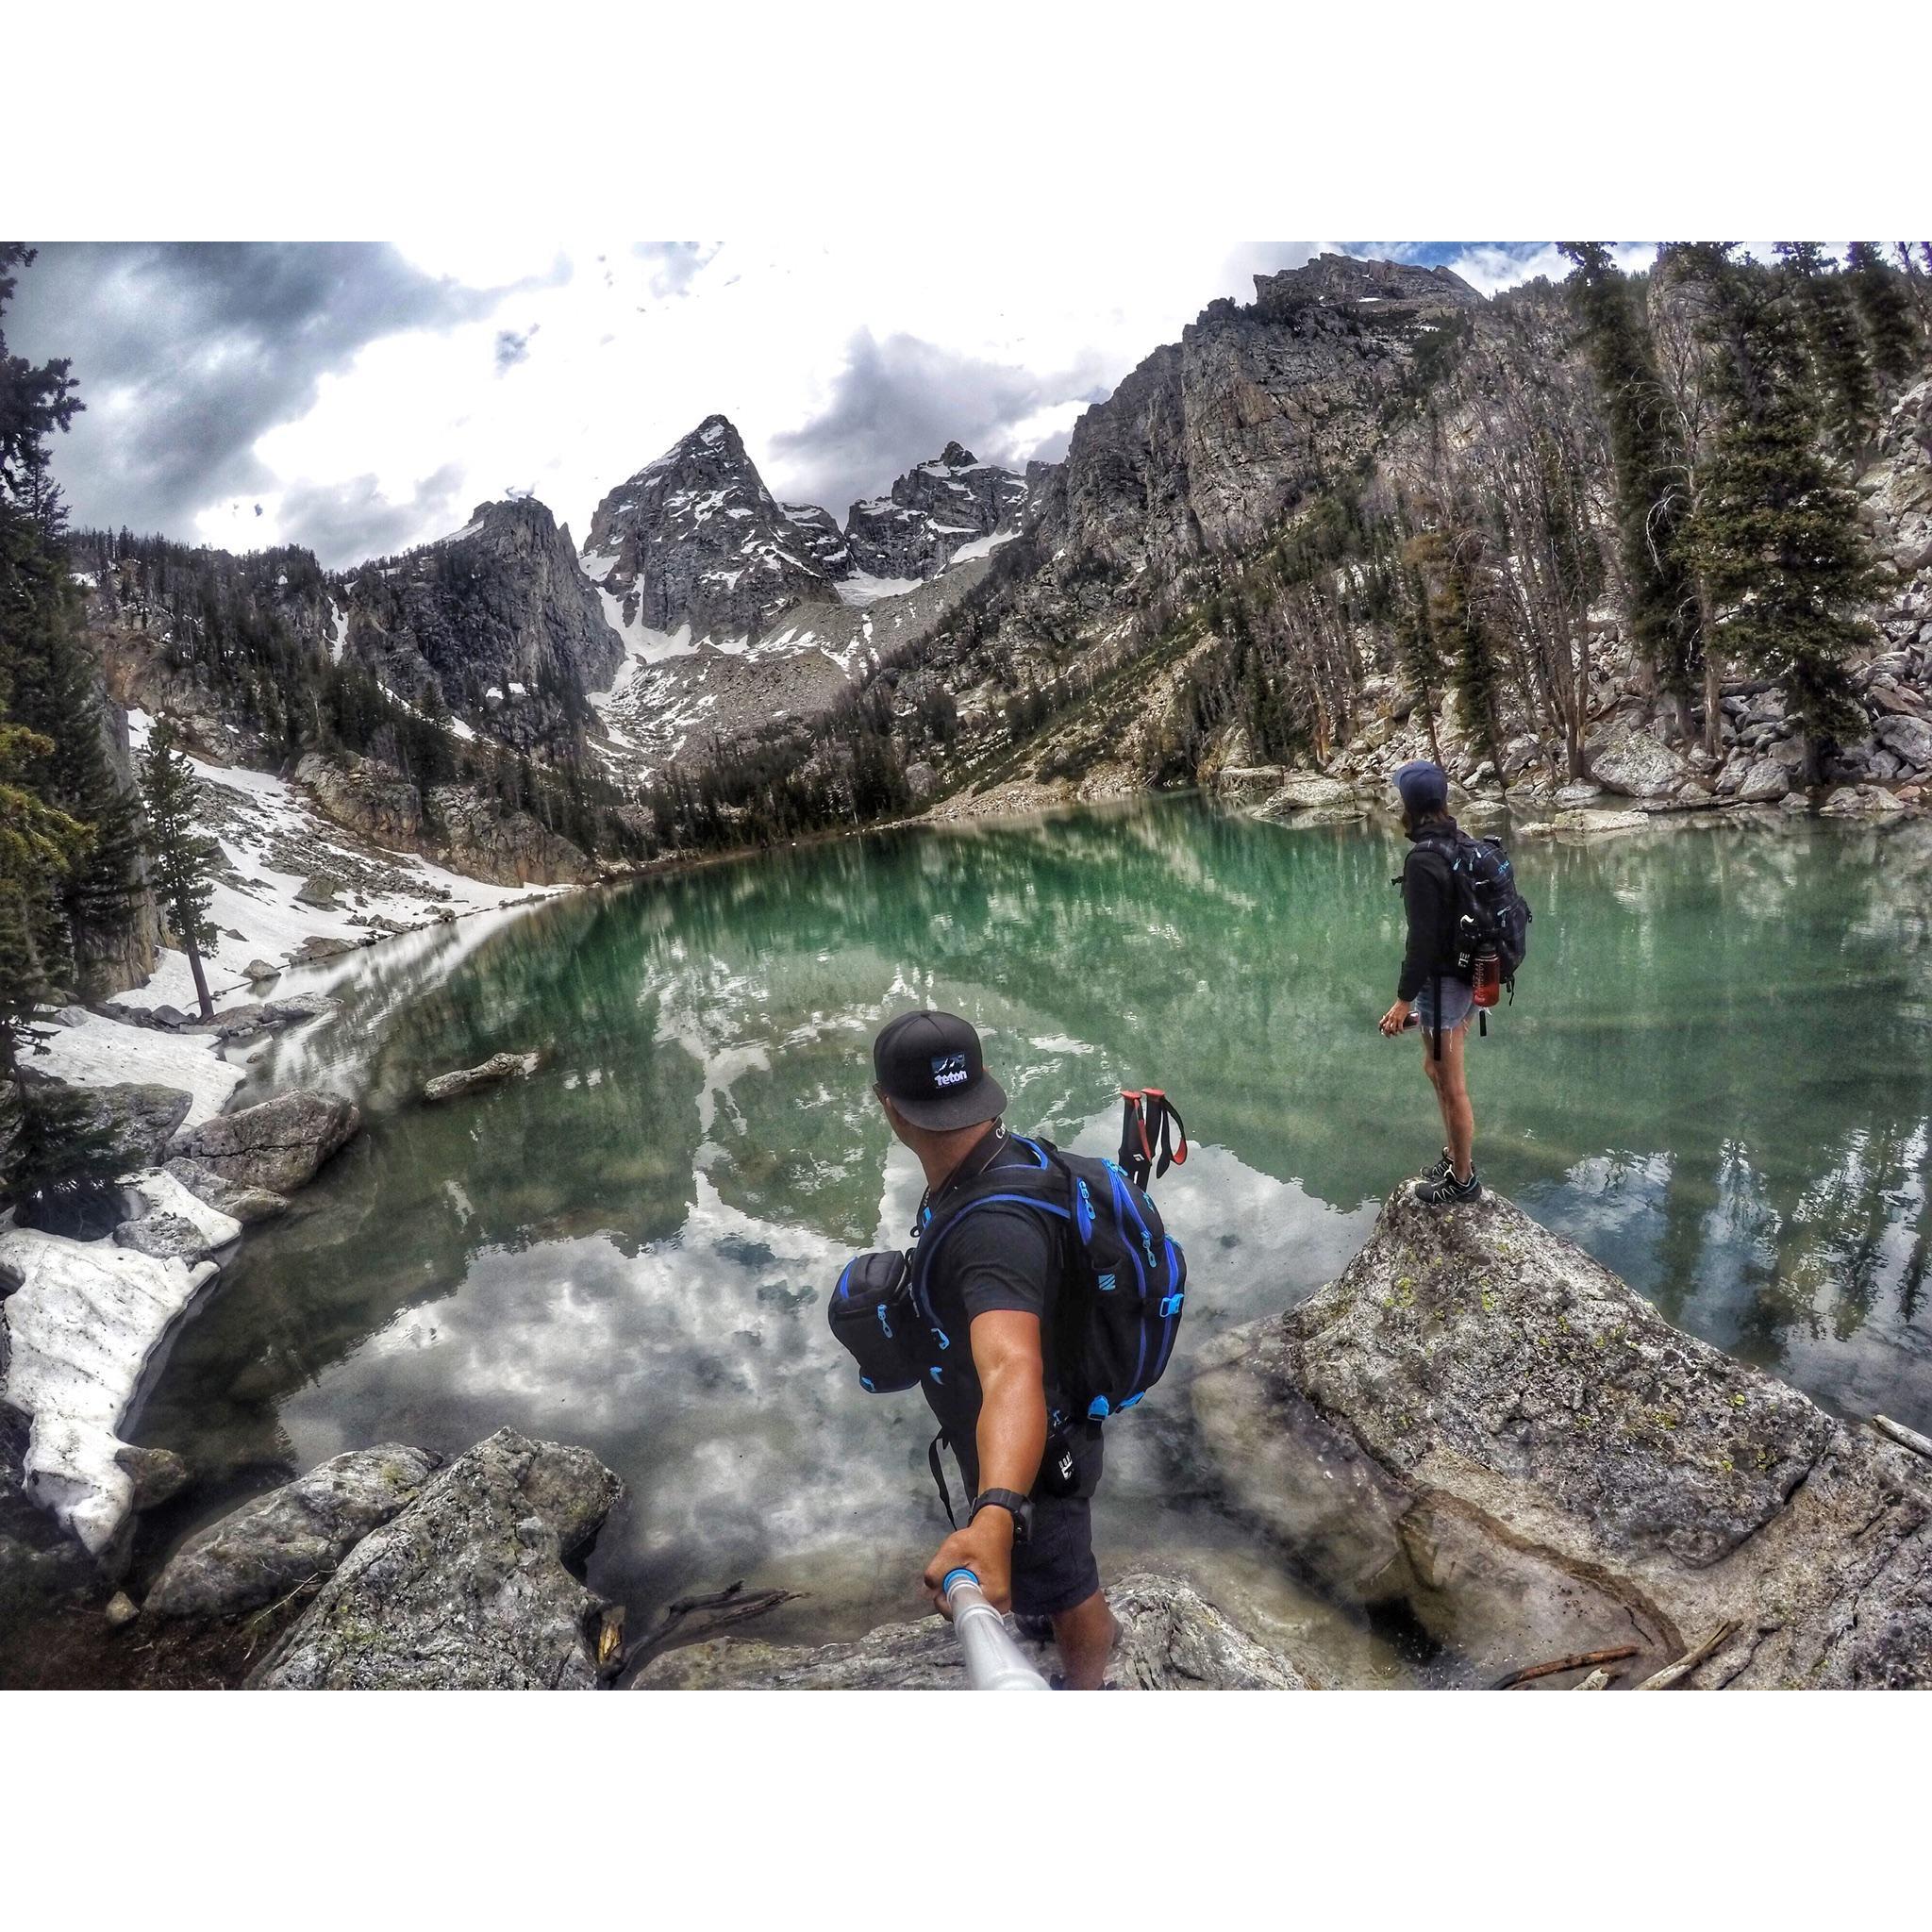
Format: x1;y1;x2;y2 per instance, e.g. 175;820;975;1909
916;1131;1066;1479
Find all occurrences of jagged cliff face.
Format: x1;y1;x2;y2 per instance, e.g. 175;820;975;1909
341;498;622;750
580;415;841;645
845;441;1031;583
1041;254;1483;581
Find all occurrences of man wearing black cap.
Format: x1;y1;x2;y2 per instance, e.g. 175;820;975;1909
1378;758;1484;1204
871;1008;1119;1689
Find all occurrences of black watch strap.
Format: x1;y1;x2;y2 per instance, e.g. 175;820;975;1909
970;1488;1032;1543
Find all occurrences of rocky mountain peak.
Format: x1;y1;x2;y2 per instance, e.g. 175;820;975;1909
1250;251;1485;326
581;415;839;644
844;444;1031;584
339;492;622;750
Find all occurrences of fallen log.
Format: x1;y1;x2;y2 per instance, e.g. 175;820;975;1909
1494;1644;1639;1690
1874;1414;1932;1462
1635;1621;1738;1691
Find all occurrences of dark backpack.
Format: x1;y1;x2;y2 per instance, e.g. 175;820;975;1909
1413;827;1533;991
906;1134;1189;1425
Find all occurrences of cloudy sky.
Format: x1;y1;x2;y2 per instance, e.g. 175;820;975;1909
8;239;1657;570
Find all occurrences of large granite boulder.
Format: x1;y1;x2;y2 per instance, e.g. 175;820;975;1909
145;1445;438;1620
250;1428;622;1690
61;1081;193;1170
1192;1188;1932;1689
636;1573;1308;1690
1587;723;1698;800
166;1090;359;1198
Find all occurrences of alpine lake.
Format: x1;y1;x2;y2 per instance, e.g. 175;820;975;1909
125;793;1932;1686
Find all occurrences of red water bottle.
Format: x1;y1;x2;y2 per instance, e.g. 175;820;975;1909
1472;947;1501;1008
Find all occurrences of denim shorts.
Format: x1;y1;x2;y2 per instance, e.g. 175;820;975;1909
1414;974;1474;1039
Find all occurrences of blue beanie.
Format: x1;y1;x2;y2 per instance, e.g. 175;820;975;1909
1393;759;1449;816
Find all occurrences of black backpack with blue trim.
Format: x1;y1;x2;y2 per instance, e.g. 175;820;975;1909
907;1132;1189;1424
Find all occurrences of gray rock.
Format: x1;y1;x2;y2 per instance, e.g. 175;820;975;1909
148;1005;189;1029
1819;784;1907;818
243;958;281;985
104;1590;140;1629
1587;724;1695;800
1253;774;1359;820
112;1212;217;1262
1553;782;1605;809
422;1050;542;1105
287;936;358;967
113;1443;191;1511
145;1445;438;1620
636;1573;1308;1690
1192;1187;1932;1690
261;993;338;1027
1734;758;1791;804
1876;713;1932;772
250;1428;622;1690
162;1157;291;1225
166;1089;359;1196
292;875;340;909
58;1081;193;1169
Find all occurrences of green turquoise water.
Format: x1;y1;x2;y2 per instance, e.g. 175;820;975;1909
129;796;1932;1676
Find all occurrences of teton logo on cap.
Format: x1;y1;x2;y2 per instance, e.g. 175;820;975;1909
931;1052;968;1089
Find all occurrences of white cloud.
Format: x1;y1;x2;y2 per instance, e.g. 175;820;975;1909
39;240;1647;569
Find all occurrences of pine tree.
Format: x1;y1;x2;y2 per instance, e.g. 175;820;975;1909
140;720;220;1021
1685;248;1877;780
1776;243;1879;456
1394;548;1445;763
2;244;142;993
1844;242;1920;385
1559;242;1700;730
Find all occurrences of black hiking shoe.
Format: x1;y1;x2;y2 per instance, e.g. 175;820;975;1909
1411;1169;1483;1206
1422;1147;1455;1183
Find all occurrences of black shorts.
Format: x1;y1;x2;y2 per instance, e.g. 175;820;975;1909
1010;1425;1104;1619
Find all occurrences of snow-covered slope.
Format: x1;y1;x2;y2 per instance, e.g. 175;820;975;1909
119;708;563;1013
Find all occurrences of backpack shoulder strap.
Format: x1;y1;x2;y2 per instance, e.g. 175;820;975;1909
910;1137;1071;1321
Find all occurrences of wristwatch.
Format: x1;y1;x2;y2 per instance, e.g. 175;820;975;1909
970;1488;1032;1544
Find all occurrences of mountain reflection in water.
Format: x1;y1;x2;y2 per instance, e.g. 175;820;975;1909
131;797;1932;1678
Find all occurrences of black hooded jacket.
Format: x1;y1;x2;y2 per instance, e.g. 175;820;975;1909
1397;815;1460;1002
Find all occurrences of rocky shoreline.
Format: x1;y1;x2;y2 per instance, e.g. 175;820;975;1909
8;1164;1928;1689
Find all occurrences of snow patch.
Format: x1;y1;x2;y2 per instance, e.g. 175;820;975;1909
0;1224;220;1557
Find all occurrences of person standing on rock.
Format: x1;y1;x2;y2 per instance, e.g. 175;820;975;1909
1378;758;1484;1205
869;1010;1121;1690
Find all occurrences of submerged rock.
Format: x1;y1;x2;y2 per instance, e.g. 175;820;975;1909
250;1428;622;1690
635;1573;1308;1690
1192;1188;1932;1689
166;1089;359;1197
146;1445;438;1620
112;1212;213;1261
113;1443;190;1512
422;1050;542;1105
162;1158;291;1225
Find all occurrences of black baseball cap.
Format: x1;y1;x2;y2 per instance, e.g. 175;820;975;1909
872;1009;1007;1131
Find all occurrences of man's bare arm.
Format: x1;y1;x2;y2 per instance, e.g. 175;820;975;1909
920;1309;1046;1612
